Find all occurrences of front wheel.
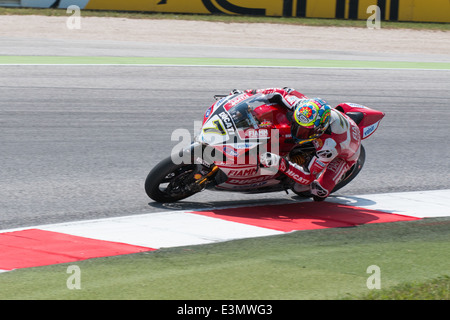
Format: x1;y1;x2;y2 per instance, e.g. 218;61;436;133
145;156;201;203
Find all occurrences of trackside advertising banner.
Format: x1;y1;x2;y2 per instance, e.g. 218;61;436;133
4;0;450;23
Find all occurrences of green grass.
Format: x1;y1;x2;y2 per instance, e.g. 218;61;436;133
0;7;449;31
355;276;449;300
1;56;450;70
0;218;448;300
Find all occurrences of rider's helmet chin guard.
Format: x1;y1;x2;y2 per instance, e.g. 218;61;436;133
291;98;331;145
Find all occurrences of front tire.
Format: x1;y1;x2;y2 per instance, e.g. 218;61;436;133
145;156;200;203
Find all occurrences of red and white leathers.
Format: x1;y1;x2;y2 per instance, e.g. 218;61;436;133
253;88;362;199
307;110;361;198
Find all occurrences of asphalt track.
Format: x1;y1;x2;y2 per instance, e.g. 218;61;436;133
1;40;450;230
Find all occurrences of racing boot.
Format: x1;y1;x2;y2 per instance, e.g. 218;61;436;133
310;180;329;202
311;157;351;201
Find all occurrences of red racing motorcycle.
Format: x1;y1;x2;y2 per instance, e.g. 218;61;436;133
145;92;384;203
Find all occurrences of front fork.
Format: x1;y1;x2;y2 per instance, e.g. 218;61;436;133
194;164;219;188
181;142;224;191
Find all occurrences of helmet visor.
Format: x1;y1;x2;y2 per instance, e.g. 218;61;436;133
291;122;314;140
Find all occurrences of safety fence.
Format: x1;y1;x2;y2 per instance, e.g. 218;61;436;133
1;0;449;23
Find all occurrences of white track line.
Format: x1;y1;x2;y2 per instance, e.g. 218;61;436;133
40;211;283;249
1;211;283;249
1;189;448;250
1;64;449;71
329;189;450;218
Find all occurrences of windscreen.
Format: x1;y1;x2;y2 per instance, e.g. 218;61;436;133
227;94;269;130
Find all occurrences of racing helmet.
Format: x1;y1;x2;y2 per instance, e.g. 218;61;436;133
291;98;331;144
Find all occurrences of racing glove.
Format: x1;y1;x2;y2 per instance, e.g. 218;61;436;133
230;89;244;95
260;152;280;168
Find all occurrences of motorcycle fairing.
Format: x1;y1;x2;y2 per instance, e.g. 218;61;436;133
213;163;281;191
197;93;287;190
335;103;385;140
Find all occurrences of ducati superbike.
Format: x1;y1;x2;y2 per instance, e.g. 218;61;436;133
145;92;384;203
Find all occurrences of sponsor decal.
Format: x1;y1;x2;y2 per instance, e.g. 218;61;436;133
352;126;360;142
308;157;326;176
204;106;213;119
284;169;310;184
195;157;211;168
246;129;269;139
229;94;249;106
259;129;268;137
327;159;344;174
363;121;379;138
223;146;239;157
200;0;266;16
218;111;233;130
234;142;258;149
228;175;272;185
227;167;258;177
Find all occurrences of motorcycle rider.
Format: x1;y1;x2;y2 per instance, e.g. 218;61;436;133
234;88;361;201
